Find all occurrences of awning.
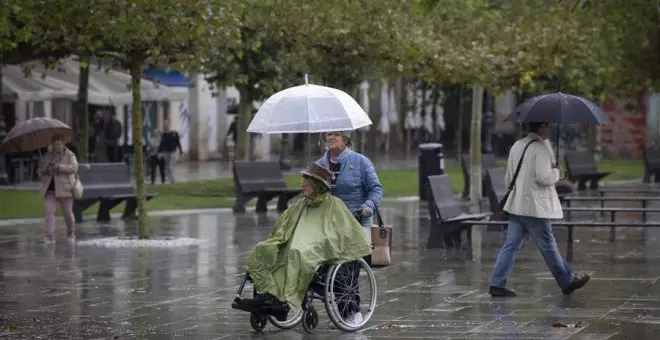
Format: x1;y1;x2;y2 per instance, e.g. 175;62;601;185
143;69;190;88
20;58;189;104
2;65;81;102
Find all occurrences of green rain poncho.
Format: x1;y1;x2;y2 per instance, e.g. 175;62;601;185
247;178;372;311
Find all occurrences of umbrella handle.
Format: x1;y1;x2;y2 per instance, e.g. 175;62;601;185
555;124;560;166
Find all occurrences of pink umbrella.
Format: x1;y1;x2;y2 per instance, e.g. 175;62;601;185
1;117;72;153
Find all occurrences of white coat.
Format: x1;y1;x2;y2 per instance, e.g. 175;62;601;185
503;133;563;219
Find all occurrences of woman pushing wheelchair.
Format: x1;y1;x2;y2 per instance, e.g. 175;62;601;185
232;162;378;333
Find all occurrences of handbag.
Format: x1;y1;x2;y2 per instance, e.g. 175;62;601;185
494;140;537;221
367;206;392;267
66;154;84;199
71;173;84;199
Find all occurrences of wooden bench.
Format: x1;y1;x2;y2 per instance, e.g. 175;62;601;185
460;153;497;199
426;174;490;248
563;196;660;219
75;163;156;223
564;206;660;241
599;188;660;197
564;151;610;190
644;147;660;183
460;219;660;262
486;169;643;229
484;169;660;242
485;168;506;214
232;161;302;213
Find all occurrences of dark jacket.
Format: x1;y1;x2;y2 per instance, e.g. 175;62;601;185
158;131;182;153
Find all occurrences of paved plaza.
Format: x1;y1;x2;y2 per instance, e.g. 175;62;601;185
2;200;660;339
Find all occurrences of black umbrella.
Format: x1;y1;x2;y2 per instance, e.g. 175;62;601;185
504;92;609;161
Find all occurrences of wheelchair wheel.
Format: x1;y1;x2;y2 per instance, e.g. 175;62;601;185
302;305;319;333
323;258;377;332
250;313;267;332
268;308;303;329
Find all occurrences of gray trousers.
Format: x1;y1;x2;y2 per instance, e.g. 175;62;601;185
162;152;177;183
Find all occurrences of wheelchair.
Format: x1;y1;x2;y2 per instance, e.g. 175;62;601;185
231;257;377;333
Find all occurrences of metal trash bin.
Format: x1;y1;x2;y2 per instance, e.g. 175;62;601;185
418;143;445;201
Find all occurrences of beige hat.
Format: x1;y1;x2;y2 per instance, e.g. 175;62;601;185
300;162;333;190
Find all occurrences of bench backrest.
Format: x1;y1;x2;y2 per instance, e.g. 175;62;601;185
461;153;497;176
645;147;660;171
485;168;507;213
233;161;287;193
564;151;598;176
78;163;130;185
427;175;462;222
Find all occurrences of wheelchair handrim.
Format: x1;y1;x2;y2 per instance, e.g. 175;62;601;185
268;308;304;329
323;258;377;332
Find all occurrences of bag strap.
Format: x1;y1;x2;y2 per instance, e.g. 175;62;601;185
508;140;538;191
374;205;384;228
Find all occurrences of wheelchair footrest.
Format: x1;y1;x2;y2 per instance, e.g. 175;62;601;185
232;298;258;313
232;297;290;316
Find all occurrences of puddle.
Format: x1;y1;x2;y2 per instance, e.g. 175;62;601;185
76;237;204;248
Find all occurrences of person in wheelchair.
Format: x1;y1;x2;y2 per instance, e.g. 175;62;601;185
242;162;372;322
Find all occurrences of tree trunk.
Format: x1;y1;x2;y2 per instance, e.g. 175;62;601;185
76;58;90;162
469;84;484;206
129;57;148;239
0;68;3;123
236;86;252;161
0;68;8;184
455;85;464;162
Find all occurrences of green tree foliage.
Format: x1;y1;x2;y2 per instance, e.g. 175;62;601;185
23;0;114;162
205;0;422;159
205;0;296;161
98;0;232;239
11;0;232;238
288;0;419;90
419;0;610;200
572;0;660;95
419;0;605;96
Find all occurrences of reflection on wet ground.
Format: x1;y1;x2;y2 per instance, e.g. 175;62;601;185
2;200;660;339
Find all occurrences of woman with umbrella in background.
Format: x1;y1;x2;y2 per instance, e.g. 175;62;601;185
1;117;78;244
38;134;78;244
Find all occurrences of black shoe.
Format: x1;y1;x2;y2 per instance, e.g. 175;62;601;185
562;274;590;295
489;286;517;297
273;308;289;321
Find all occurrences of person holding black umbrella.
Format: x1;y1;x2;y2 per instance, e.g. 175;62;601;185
489;121;590;297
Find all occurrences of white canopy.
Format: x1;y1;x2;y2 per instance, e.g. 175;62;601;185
18;58;188;105
1;65;80;102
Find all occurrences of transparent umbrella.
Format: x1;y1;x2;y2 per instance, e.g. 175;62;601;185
247;75;372;134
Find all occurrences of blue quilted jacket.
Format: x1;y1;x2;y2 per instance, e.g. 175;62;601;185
316;148;383;228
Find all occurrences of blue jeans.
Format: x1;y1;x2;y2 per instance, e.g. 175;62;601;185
490;214;573;290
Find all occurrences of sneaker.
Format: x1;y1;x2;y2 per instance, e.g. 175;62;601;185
346;312;363;327
562;274;590;295
42;236;55;244
67;235;76;243
489;286;517;297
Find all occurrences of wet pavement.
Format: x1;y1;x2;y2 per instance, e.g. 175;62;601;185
2;200;660;339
